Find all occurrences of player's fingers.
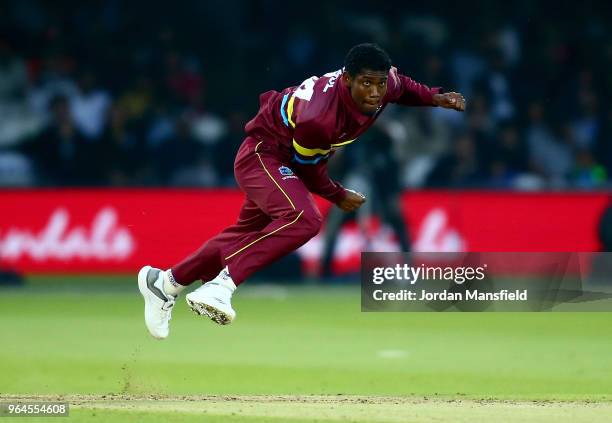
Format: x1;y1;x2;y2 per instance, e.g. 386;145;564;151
456;98;464;111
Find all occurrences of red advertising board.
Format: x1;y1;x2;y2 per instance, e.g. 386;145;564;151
0;189;243;273
403;191;608;252
0;189;608;274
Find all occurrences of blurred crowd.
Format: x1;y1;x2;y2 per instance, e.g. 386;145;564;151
0;0;611;189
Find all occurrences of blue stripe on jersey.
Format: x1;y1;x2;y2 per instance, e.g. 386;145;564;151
280;94;289;127
293;153;328;165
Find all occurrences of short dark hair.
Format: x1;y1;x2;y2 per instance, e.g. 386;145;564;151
344;43;392;76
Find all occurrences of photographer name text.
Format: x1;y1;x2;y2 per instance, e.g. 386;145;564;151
372;289;528;301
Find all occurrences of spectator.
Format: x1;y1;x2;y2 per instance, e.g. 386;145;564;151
570;148;607;189
596;109;612;177
22;95;96;185
526;102;573;187
487;122;528;188
426;133;483;187
69;69;111;140
0;39;28;100
157;116;217;186
0;38;45;146
571;88;600;150
98;104;143;186
163;50;204;107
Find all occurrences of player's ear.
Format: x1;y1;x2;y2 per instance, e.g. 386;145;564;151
342;72;352;87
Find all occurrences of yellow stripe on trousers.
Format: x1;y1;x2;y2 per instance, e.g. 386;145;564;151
224;210;304;261
254;141;295;209
224;141;300;261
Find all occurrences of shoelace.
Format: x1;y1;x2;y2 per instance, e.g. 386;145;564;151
160;296;176;320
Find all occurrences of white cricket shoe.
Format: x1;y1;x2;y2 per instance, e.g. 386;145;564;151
137;265;176;339
185;267;236;325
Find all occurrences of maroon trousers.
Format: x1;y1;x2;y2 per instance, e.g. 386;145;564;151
171;137;323;285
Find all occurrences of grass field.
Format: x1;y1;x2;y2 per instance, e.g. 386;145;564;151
1;276;611;422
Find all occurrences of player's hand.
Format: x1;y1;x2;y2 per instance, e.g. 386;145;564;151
337;189;366;212
433;92;466;111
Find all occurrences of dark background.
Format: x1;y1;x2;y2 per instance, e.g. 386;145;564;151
1;0;611;190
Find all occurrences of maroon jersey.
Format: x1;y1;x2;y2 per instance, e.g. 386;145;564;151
244;67;441;203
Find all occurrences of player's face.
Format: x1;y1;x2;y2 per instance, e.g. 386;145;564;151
344;69;388;116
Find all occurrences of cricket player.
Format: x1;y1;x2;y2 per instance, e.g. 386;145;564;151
138;43;465;339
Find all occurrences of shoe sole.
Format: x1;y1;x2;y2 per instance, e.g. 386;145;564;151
186;297;233;325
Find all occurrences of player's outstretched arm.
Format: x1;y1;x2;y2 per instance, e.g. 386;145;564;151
432;92;466;111
388;67;465;111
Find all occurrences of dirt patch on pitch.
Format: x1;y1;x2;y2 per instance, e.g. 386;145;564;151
0;393;608;406
2;394;611;423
